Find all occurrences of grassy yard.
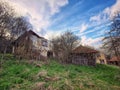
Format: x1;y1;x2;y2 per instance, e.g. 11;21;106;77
0;54;120;90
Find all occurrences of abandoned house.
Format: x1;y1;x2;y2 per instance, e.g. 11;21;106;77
107;56;120;66
70;45;98;66
13;30;50;60
96;53;107;64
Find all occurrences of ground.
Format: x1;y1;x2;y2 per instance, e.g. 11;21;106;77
0;54;120;90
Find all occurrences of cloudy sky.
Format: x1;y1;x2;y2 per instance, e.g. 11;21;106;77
3;0;120;49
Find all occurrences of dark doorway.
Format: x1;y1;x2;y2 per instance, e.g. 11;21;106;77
100;59;104;64
47;51;53;58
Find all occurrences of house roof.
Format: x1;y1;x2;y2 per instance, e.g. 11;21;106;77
19;30;47;40
72;45;98;54
109;56;120;62
13;30;47;45
28;30;44;39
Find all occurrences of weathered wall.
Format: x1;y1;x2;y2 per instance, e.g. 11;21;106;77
70;53;96;66
96;53;107;64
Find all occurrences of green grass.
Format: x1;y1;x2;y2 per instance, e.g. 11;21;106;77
0;54;120;90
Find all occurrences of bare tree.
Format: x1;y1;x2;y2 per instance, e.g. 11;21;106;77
0;1;15;54
11;16;32;38
103;12;120;64
0;1;32;55
52;31;79;63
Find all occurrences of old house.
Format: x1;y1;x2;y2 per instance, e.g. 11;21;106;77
70;45;98;66
107;56;120;66
96;53;107;64
13;30;49;60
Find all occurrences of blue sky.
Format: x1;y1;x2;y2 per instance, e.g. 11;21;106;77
4;0;120;49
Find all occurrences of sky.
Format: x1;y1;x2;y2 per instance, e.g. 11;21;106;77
2;0;120;49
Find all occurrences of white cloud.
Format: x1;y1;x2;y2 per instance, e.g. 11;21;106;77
44;30;62;40
81;36;103;49
81;0;120;49
77;23;106;37
90;0;120;23
90;14;101;22
80;23;88;33
4;0;68;37
104;0;120;17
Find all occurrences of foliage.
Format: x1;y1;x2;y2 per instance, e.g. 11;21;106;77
0;54;120;90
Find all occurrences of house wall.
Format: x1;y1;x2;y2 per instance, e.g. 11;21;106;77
30;35;49;58
30;35;42;49
14;33;50;60
108;61;120;66
96;53;107;64
70;53;96;66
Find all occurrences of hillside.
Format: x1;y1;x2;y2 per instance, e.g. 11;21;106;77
0;54;120;90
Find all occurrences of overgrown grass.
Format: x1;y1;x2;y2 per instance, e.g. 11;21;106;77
0;54;120;90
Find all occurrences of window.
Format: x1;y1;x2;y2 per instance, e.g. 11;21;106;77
42;40;48;47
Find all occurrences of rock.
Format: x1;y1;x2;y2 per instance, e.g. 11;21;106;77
79;83;83;89
52;77;61;81
35;82;45;87
45;76;52;81
45;76;60;81
113;86;120;89
47;85;53;90
86;82;95;88
34;82;45;90
37;70;47;77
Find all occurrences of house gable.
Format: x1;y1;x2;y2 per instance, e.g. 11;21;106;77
13;30;49;60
